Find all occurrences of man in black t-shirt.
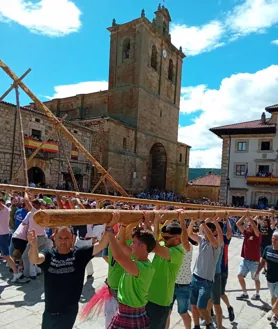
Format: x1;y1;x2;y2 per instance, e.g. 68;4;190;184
27;227;109;329
255;231;278;327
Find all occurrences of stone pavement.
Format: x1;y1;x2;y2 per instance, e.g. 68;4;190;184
0;237;275;329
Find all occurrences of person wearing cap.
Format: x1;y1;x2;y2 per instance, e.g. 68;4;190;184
21;194;48;279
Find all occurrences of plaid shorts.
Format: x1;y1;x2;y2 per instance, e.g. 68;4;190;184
108;303;150;329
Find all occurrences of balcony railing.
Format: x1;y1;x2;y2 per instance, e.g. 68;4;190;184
247;176;278;185
24;137;59;160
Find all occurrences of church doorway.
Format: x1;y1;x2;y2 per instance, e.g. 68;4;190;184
28;167;45;186
149;143;167;190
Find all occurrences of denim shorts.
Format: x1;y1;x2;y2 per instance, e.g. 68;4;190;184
238;259;260;280
170;283;191;314
0;234;10;256
268;281;278;298
191;274;213;309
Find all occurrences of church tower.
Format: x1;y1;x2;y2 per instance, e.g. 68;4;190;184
107;5;187;192
107;5;185;138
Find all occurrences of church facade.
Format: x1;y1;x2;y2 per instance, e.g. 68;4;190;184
27;6;190;194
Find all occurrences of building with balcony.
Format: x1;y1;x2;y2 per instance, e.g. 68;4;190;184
210;104;278;207
0;101;95;191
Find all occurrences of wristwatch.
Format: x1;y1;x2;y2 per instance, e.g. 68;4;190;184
106;227;114;233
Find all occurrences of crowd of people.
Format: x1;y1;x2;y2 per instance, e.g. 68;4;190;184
0;190;278;329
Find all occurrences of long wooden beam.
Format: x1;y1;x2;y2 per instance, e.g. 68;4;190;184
0;60;128;196
15;86;29;186
91;167;111;193
0;68;31;101
0;184;274;214
34;209;272;227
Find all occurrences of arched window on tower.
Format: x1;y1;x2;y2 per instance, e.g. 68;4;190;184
163;21;167;36
168;59;174;81
151;45;158;70
123;38;131;60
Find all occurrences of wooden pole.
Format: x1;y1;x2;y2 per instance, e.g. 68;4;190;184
15;86;29;186
58;133;79;191
0;60;128;196
0;184;275;214
12;114;67;182
91;167;111;193
0;68;31;101
34;208;272;228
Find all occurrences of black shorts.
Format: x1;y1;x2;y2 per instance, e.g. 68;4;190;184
220;272;228;295
12;238;27;255
211;273;222;304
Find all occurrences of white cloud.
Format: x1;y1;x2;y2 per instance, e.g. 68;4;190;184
178;65;278;168
171;21;225;56
227;0;278;35
0;0;81;36
46;81;108;99
272;39;278;45
171;0;278;56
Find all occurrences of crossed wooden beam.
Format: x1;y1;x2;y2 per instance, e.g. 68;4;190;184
0;59;128;196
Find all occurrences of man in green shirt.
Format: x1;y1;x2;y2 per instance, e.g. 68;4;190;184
106;212;157;329
145;212;184;329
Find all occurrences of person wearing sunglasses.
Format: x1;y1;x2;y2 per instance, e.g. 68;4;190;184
145;211;185;329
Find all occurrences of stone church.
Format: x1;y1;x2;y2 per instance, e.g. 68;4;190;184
27;5;190;194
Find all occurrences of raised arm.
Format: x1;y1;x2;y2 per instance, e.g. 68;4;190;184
213;217;224;247
118;224;133;257
152;211;171;260
270;216;276;230
178;210;190;252
225;215;233;240
24;190;32;211
27;230;45;265
201;220;218;248
236;216;245;233
187;218;199;243
107;228;139;276
248;216;260;237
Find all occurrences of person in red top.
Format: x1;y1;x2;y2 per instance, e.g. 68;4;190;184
236;216;261;300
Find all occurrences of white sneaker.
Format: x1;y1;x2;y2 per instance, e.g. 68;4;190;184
11;272;22;283
270;315;278;326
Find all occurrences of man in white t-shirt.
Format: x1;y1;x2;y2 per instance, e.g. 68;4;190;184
22;199;47;278
166;214;193;329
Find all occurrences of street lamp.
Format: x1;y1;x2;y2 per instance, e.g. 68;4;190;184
226;177;230;205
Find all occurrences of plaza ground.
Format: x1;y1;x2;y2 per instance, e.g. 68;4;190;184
0;237;274;329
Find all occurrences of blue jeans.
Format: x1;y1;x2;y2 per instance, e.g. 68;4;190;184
191;274;213;309
170;283;191;314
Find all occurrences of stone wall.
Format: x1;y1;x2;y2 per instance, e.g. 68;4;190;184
0;102;94;190
187;185;220;202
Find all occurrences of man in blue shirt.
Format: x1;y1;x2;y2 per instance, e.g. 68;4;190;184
14;203;28;229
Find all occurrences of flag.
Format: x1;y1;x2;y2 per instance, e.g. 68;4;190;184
244;165;248;179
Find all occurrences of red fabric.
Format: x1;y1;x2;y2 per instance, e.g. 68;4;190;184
241;230;261;261
80;285;112;319
108;303;150;329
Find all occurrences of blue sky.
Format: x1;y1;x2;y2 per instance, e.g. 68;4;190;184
1;0;278;168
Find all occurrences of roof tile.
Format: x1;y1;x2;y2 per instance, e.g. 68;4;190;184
190;173;221;186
